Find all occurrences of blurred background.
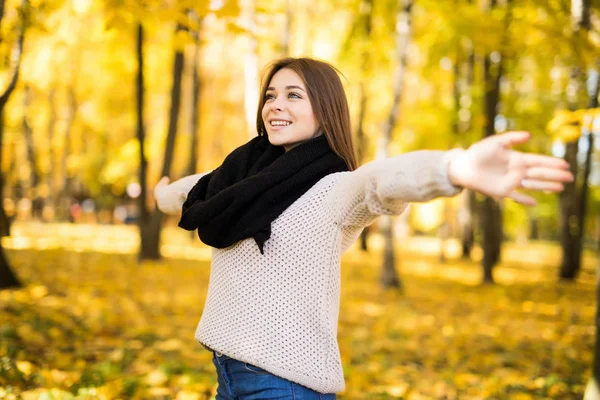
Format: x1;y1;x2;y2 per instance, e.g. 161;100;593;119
0;0;599;399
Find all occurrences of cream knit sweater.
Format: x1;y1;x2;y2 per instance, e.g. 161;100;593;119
155;149;463;394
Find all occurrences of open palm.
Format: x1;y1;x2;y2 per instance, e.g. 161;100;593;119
448;131;574;206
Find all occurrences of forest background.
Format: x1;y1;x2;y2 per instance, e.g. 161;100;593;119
1;0;600;399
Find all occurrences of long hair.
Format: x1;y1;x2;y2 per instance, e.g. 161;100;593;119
256;57;358;171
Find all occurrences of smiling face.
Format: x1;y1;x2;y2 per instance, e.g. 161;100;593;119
261;68;320;151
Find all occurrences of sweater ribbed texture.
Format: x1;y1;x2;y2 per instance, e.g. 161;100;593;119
155;150;463;394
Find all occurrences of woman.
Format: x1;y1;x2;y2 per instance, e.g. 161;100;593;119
154;57;572;399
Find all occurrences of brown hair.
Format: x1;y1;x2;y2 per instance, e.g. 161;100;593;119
256;57;358;171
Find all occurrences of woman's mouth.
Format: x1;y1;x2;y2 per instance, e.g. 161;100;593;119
270;120;292;127
269;120;292;131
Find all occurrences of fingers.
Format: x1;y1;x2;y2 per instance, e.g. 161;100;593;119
508;191;537;206
520;179;564;192
496;131;531;147
156;176;170;187
524;167;574;183
522;153;570;170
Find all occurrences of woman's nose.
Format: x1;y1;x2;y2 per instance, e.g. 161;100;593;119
269;97;284;111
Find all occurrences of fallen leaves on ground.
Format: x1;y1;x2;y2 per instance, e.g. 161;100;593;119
0;223;595;399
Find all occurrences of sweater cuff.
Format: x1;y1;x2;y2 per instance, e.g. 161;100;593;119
439;148;465;196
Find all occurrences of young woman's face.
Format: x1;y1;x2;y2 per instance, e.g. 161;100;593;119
261;68;320;151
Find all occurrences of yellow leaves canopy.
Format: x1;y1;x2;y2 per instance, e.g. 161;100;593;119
547;108;600;143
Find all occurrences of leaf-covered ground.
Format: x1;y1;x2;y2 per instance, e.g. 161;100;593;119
0;223;596;399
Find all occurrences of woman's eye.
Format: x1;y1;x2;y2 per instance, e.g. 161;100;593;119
265;93;275;100
288;92;301;99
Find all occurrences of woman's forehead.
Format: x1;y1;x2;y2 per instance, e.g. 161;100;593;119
268;68;306;89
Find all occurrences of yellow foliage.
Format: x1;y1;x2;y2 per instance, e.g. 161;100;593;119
547;108;600;143
146;370;169;387
20;389;74;400
174;29;194;52
15;361;33;376
556;125;583;143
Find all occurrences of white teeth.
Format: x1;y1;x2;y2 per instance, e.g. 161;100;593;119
271;121;291;126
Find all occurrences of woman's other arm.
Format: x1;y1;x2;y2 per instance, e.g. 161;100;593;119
153;172;211;215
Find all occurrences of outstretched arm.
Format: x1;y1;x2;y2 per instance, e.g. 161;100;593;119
447;131;573;206
329;131;572;228
329;149;464;227
153;172;211;215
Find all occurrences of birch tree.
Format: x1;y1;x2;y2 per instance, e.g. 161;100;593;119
380;0;413;289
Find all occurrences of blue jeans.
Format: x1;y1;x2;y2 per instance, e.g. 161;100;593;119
211;351;337;400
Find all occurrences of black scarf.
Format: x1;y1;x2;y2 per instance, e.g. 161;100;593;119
178;134;349;254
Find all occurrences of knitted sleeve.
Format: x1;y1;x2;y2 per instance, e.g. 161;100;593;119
329;149;464;227
154;172;211;215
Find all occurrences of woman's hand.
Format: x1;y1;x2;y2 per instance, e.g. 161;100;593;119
153;176;171;198
447;131;574;206
154;176;175;213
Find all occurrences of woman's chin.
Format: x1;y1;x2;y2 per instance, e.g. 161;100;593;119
266;134;286;147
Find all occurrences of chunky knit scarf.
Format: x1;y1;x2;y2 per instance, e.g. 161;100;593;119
178;134;349;254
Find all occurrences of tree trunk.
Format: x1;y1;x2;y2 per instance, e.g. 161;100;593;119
0;246;19;289
558;65;589;280
22;85;40;198
441;35;465;263
588;226;600;399
355;0;374;252
379;0;413;289
381;219;400;289
480;52;503;278
139;22;186;261
57;87;77;221
456;1;476;258
160;23;185;191
529;211;539;240
481;196;502;283
186;15;202;179
478;0;512;283
586;143;599;400
0;0;5;28
575;1;600;395
559;141;580;279
560;0;596;281
187;13;202;240
571;0;590;29
460;190;476;259
135;23;158;261
574;66;598;261
0;0;26;289
0;112;11;238
439;200;451;263
45;87;57;217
